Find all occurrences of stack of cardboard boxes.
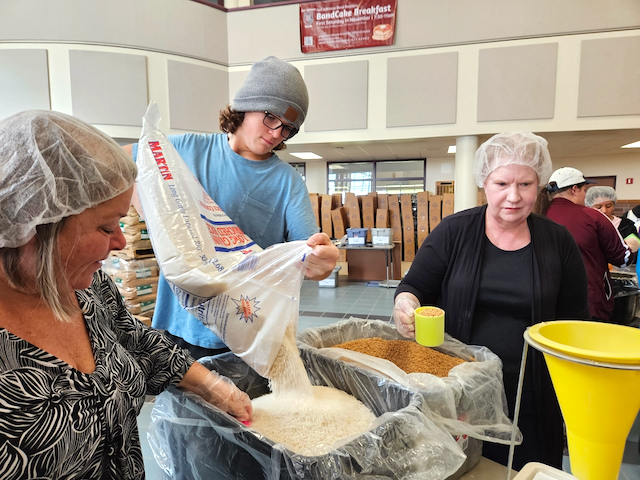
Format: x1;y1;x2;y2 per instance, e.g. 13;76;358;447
309;188;457;272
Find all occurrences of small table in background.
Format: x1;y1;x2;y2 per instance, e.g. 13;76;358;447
337;242;401;288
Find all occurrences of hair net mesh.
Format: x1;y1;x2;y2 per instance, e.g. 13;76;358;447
585;185;617;207
473;132;552;188
0;110;137;248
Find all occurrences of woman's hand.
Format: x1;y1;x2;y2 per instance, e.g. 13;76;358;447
393;292;420;338
305;232;339;280
179;362;252;422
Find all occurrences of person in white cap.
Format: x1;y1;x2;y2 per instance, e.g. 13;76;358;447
125;56;338;359
538;167;631;321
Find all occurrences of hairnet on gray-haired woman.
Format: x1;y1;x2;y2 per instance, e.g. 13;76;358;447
473;131;553;188
0;110;137;320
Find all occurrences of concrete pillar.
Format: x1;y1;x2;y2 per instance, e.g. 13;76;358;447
454;135;478;213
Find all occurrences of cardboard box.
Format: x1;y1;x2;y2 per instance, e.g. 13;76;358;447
376;208;389;228
401;194;415;262
416;191;429;245
377;193;388;210
417;222;429;249
388;195;402;242
429;195;443;232
309;193;320;228
321;211;333;237
348;205;361;228
321;194;333;236
362;194;376;242
332;193;343;208
442;193;454;218
331;207;348;239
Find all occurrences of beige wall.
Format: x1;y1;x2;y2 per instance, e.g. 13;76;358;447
0;0;639;200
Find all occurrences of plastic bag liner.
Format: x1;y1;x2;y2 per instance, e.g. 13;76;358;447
148;352;467;480
297;318;523;446
135;102;310;376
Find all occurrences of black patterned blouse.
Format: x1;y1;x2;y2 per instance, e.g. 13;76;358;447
0;269;195;479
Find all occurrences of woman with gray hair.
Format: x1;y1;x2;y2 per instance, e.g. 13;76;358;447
393;132;589;469
0;110;251;480
585;185;640;254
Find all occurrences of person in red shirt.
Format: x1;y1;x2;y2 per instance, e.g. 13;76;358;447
537;167;631;321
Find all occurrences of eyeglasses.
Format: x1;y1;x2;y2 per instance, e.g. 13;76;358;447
262;112;298;140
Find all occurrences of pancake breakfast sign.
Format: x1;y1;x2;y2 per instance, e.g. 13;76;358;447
300;0;397;53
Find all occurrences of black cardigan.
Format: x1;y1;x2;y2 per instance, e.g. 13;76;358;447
396;205;590;342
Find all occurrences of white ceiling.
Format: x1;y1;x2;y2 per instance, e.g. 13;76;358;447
279;129;640;163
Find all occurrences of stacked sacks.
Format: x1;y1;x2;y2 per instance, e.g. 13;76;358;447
296;318;523;479
101;253;158;319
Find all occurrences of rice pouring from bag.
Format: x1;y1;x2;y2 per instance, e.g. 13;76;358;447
135;102;310;376
250;323;376;455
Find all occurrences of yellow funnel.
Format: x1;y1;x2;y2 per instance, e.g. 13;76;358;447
528;321;640;480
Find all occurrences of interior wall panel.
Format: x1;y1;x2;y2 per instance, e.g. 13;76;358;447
577;36;640;117
386;53;458;127
0;49;50;120
304;61;368;132
168;60;227;132
69;50;148;126
477;43;558;122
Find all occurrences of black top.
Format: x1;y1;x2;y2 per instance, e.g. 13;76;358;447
471;239;533;376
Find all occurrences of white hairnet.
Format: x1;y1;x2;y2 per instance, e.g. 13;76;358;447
585;186;617;207
473;132;552;188
0;110;137;249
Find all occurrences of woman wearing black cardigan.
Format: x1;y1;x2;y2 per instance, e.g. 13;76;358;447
394;132;589;470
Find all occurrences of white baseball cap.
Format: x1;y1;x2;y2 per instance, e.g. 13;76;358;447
546;167;595;192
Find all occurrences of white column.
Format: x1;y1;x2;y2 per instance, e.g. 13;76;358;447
454;135;478;213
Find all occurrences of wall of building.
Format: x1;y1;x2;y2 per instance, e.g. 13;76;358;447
0;0;638;199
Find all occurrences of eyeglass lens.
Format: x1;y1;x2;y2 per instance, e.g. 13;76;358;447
263;112;296;139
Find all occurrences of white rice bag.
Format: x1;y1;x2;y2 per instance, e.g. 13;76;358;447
135;102;310;376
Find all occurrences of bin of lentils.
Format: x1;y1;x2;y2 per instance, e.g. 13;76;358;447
297;318;522;478
148;324;466;480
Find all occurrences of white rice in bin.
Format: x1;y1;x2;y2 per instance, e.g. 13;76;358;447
249;322;376;455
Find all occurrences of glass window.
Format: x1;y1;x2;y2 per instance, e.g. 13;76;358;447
288;162;306;181
328;162;373;196
376;179;425;195
376;160;424;179
328;160;425;195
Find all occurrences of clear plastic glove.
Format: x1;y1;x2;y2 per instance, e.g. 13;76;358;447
393;292;420;338
305;232;339;280
179;362;252;422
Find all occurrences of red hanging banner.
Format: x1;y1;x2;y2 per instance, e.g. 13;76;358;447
300;0;398;54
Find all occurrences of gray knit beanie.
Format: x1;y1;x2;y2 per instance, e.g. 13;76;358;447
232;56;309;131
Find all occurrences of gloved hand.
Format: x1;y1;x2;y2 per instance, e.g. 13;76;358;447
179;362;252;422
393;292;420;338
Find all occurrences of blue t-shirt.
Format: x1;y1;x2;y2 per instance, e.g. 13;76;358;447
132;133;318;349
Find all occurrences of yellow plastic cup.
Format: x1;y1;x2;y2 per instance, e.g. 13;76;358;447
528;321;640;480
414;306;445;347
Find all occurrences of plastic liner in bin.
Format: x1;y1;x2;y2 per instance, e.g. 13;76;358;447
296;318;522;448
148;352;467;480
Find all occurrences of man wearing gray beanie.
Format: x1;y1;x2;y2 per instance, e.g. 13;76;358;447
126;56;338;359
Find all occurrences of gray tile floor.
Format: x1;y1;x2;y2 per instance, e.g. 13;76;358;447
139;279;640;479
